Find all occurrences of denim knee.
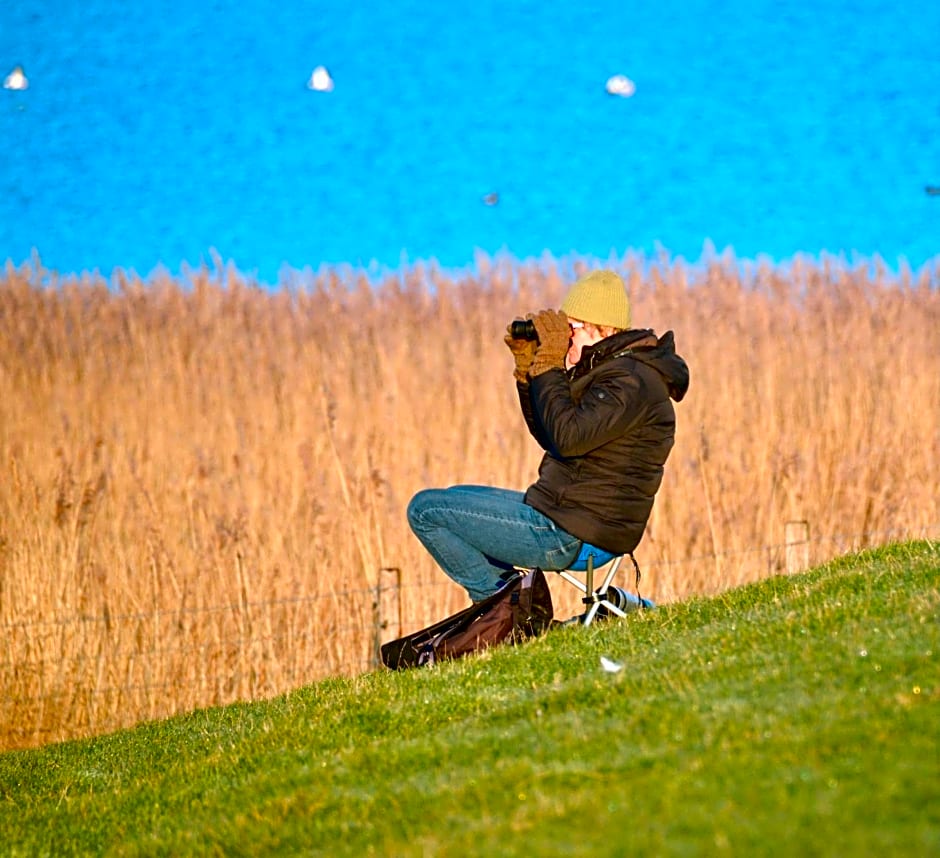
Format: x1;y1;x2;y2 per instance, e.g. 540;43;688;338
407;488;441;531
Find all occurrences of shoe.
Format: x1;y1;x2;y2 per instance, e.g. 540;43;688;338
595;587;655;619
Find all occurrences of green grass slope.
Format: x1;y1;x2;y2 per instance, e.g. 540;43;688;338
1;541;937;857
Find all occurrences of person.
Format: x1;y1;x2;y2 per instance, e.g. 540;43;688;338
407;269;689;604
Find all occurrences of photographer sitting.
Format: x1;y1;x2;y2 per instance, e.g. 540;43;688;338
407;269;690;604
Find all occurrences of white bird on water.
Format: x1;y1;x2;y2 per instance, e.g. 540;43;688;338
307;65;334;92
605;74;635;97
3;65;29;91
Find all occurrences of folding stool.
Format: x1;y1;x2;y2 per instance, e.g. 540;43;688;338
549;543;654;626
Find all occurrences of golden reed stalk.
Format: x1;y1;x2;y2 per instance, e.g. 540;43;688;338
1;254;937;749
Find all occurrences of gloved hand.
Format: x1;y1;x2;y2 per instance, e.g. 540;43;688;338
528;309;570;376
504;323;538;384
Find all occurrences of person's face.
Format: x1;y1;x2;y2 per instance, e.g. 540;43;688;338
565;319;605;368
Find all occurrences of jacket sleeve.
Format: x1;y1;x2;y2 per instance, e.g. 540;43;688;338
516;380;554;451
528;363;646;458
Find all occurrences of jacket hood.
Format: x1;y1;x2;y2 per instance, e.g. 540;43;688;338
575;328;690;402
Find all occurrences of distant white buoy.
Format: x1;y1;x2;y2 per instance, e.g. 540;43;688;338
307;65;334;92
605;74;635;98
3;65;28;91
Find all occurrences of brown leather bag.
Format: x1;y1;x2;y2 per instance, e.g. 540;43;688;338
381;569;555;670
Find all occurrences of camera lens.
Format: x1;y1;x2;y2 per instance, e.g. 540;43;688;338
510;320;538;340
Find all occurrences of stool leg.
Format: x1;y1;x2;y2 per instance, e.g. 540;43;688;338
582;554;602;626
584;555;631;624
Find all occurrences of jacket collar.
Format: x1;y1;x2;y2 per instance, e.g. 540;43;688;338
570;328;690;402
571;329;657;376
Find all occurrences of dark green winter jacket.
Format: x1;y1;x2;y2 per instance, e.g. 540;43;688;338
520;328;690;555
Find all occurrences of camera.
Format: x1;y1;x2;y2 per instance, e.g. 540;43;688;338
509;319;538;340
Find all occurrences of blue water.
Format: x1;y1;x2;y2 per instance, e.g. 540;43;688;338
2;0;938;285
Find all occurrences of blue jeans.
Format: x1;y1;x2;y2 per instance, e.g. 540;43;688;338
407;485;582;602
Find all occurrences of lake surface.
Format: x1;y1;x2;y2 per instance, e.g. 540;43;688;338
2;0;938;284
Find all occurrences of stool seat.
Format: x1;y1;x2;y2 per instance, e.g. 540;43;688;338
566;542;619;572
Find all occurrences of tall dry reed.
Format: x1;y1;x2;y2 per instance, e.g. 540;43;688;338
1;253;938;749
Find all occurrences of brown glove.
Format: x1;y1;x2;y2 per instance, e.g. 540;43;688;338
504;323;538;383
528;309;570;376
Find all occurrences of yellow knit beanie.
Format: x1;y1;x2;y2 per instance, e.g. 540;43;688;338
560;270;631;330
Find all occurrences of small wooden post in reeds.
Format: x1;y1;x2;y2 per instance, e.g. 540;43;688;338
372;567;402;667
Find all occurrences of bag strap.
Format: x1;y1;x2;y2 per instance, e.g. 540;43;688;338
628;552;646;609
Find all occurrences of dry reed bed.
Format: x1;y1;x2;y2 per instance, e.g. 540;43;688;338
1;256;937;749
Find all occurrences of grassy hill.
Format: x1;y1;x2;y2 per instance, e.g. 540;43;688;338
1;541;937;857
